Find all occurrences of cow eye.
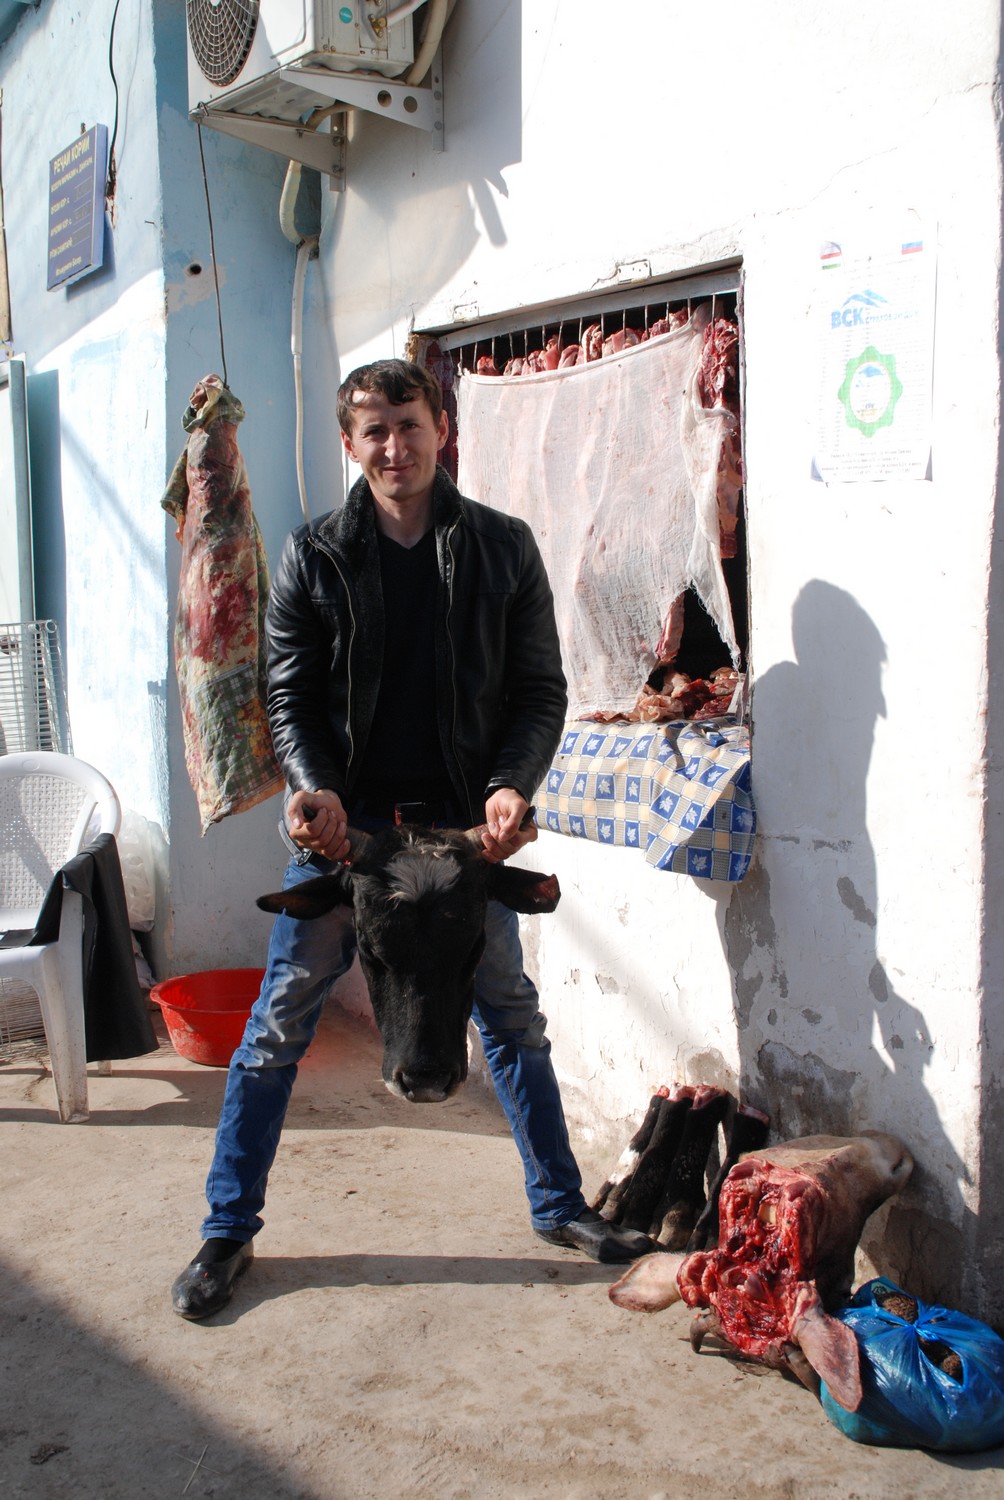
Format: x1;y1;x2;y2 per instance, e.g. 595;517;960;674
356;935;384;971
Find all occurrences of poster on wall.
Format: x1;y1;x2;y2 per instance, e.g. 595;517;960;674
813;217;935;482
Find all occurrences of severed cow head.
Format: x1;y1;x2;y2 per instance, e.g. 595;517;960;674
608;1132;913;1414
258;824;560;1104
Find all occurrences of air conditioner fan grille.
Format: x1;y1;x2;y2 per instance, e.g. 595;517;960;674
187;0;260;87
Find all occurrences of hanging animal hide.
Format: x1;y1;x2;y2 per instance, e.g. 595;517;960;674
161;375;283;833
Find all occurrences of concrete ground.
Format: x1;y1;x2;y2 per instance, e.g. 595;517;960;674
2;1005;1003;1500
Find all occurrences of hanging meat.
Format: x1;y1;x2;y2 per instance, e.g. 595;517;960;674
161;375;284;834
648;310;690;338
609;1133;914;1414
698;316;744;559
601;326;643;358
582;322;603;361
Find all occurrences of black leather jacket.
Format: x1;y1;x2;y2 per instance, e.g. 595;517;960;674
264;467;567;826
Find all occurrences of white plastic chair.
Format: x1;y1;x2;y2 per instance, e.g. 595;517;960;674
0;751;121;1122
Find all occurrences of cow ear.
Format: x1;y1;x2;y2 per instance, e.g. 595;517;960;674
609;1252;685;1312
792;1301;863;1413
487;866;560;914
257;870;354;920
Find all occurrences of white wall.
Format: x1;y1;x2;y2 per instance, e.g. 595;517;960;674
307;0;1003;1314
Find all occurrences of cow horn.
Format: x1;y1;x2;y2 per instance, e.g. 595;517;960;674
464;807;538;852
344;826;372;863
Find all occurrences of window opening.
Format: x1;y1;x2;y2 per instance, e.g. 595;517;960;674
410;270;747;724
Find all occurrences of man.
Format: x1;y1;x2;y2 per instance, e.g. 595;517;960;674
171;359;655;1320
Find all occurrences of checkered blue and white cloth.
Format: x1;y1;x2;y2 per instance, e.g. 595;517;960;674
535;717;755;881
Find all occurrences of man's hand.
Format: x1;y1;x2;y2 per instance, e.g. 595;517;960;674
480;788;537;864
286;788;351;863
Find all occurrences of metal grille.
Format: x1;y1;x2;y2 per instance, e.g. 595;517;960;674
187;0;260;85
0;621;72;756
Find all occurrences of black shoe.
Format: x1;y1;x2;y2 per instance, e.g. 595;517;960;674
534;1208;659;1263
171;1239;254;1320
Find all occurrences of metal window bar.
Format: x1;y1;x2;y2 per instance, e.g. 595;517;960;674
422;263;740;355
0;620;73;756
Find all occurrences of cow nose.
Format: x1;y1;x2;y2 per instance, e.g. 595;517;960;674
392;1065;463;1103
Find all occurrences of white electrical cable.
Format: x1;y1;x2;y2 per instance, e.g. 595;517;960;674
292;239;312;524
276;0;455;526
385;0;427;22
406;0;449;84
278;159;304;244
397;0;452;86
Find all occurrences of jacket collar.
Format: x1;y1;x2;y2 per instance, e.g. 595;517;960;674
314;465;464;565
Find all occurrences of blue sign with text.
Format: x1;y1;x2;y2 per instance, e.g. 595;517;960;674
47;125;108;291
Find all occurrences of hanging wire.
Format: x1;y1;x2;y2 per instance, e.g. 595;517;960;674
105;0;122;200
196;123;229;387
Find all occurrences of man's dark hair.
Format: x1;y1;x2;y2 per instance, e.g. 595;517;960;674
336;358;443;435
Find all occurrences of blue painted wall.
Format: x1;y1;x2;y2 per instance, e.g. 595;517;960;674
1;0;308;973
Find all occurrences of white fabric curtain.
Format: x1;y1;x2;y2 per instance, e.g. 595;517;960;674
456;307;738;720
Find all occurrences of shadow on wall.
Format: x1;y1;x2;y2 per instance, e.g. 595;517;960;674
723;580;971;1308
977;190;1004;1321
280;0;526;530
316;0;523;358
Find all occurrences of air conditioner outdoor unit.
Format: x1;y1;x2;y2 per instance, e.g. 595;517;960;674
187;0;415;118
186;0;440;178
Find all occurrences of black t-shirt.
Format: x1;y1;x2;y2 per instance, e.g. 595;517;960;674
353;527;452;805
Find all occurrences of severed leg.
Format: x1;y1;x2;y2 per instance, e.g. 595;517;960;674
593;1088;669;1221
653;1086;730;1249
686;1102;770;1252
616;1089;695;1232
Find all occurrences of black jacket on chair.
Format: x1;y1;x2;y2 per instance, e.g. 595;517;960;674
264;466;568;826
31;833;157;1061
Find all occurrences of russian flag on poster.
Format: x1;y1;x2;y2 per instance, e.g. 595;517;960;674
901;240;923;254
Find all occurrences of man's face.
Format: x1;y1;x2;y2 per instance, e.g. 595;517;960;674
341;390;448;510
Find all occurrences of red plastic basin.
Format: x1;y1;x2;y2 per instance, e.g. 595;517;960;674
151;968;264;1067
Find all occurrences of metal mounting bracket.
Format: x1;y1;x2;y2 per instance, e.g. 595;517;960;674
193;106;347;184
192;52;444;189
280;65;444;149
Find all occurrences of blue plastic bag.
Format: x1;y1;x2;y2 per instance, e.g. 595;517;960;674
820;1278;1004;1452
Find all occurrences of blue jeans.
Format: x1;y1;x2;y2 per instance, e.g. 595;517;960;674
201;854;585;1241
